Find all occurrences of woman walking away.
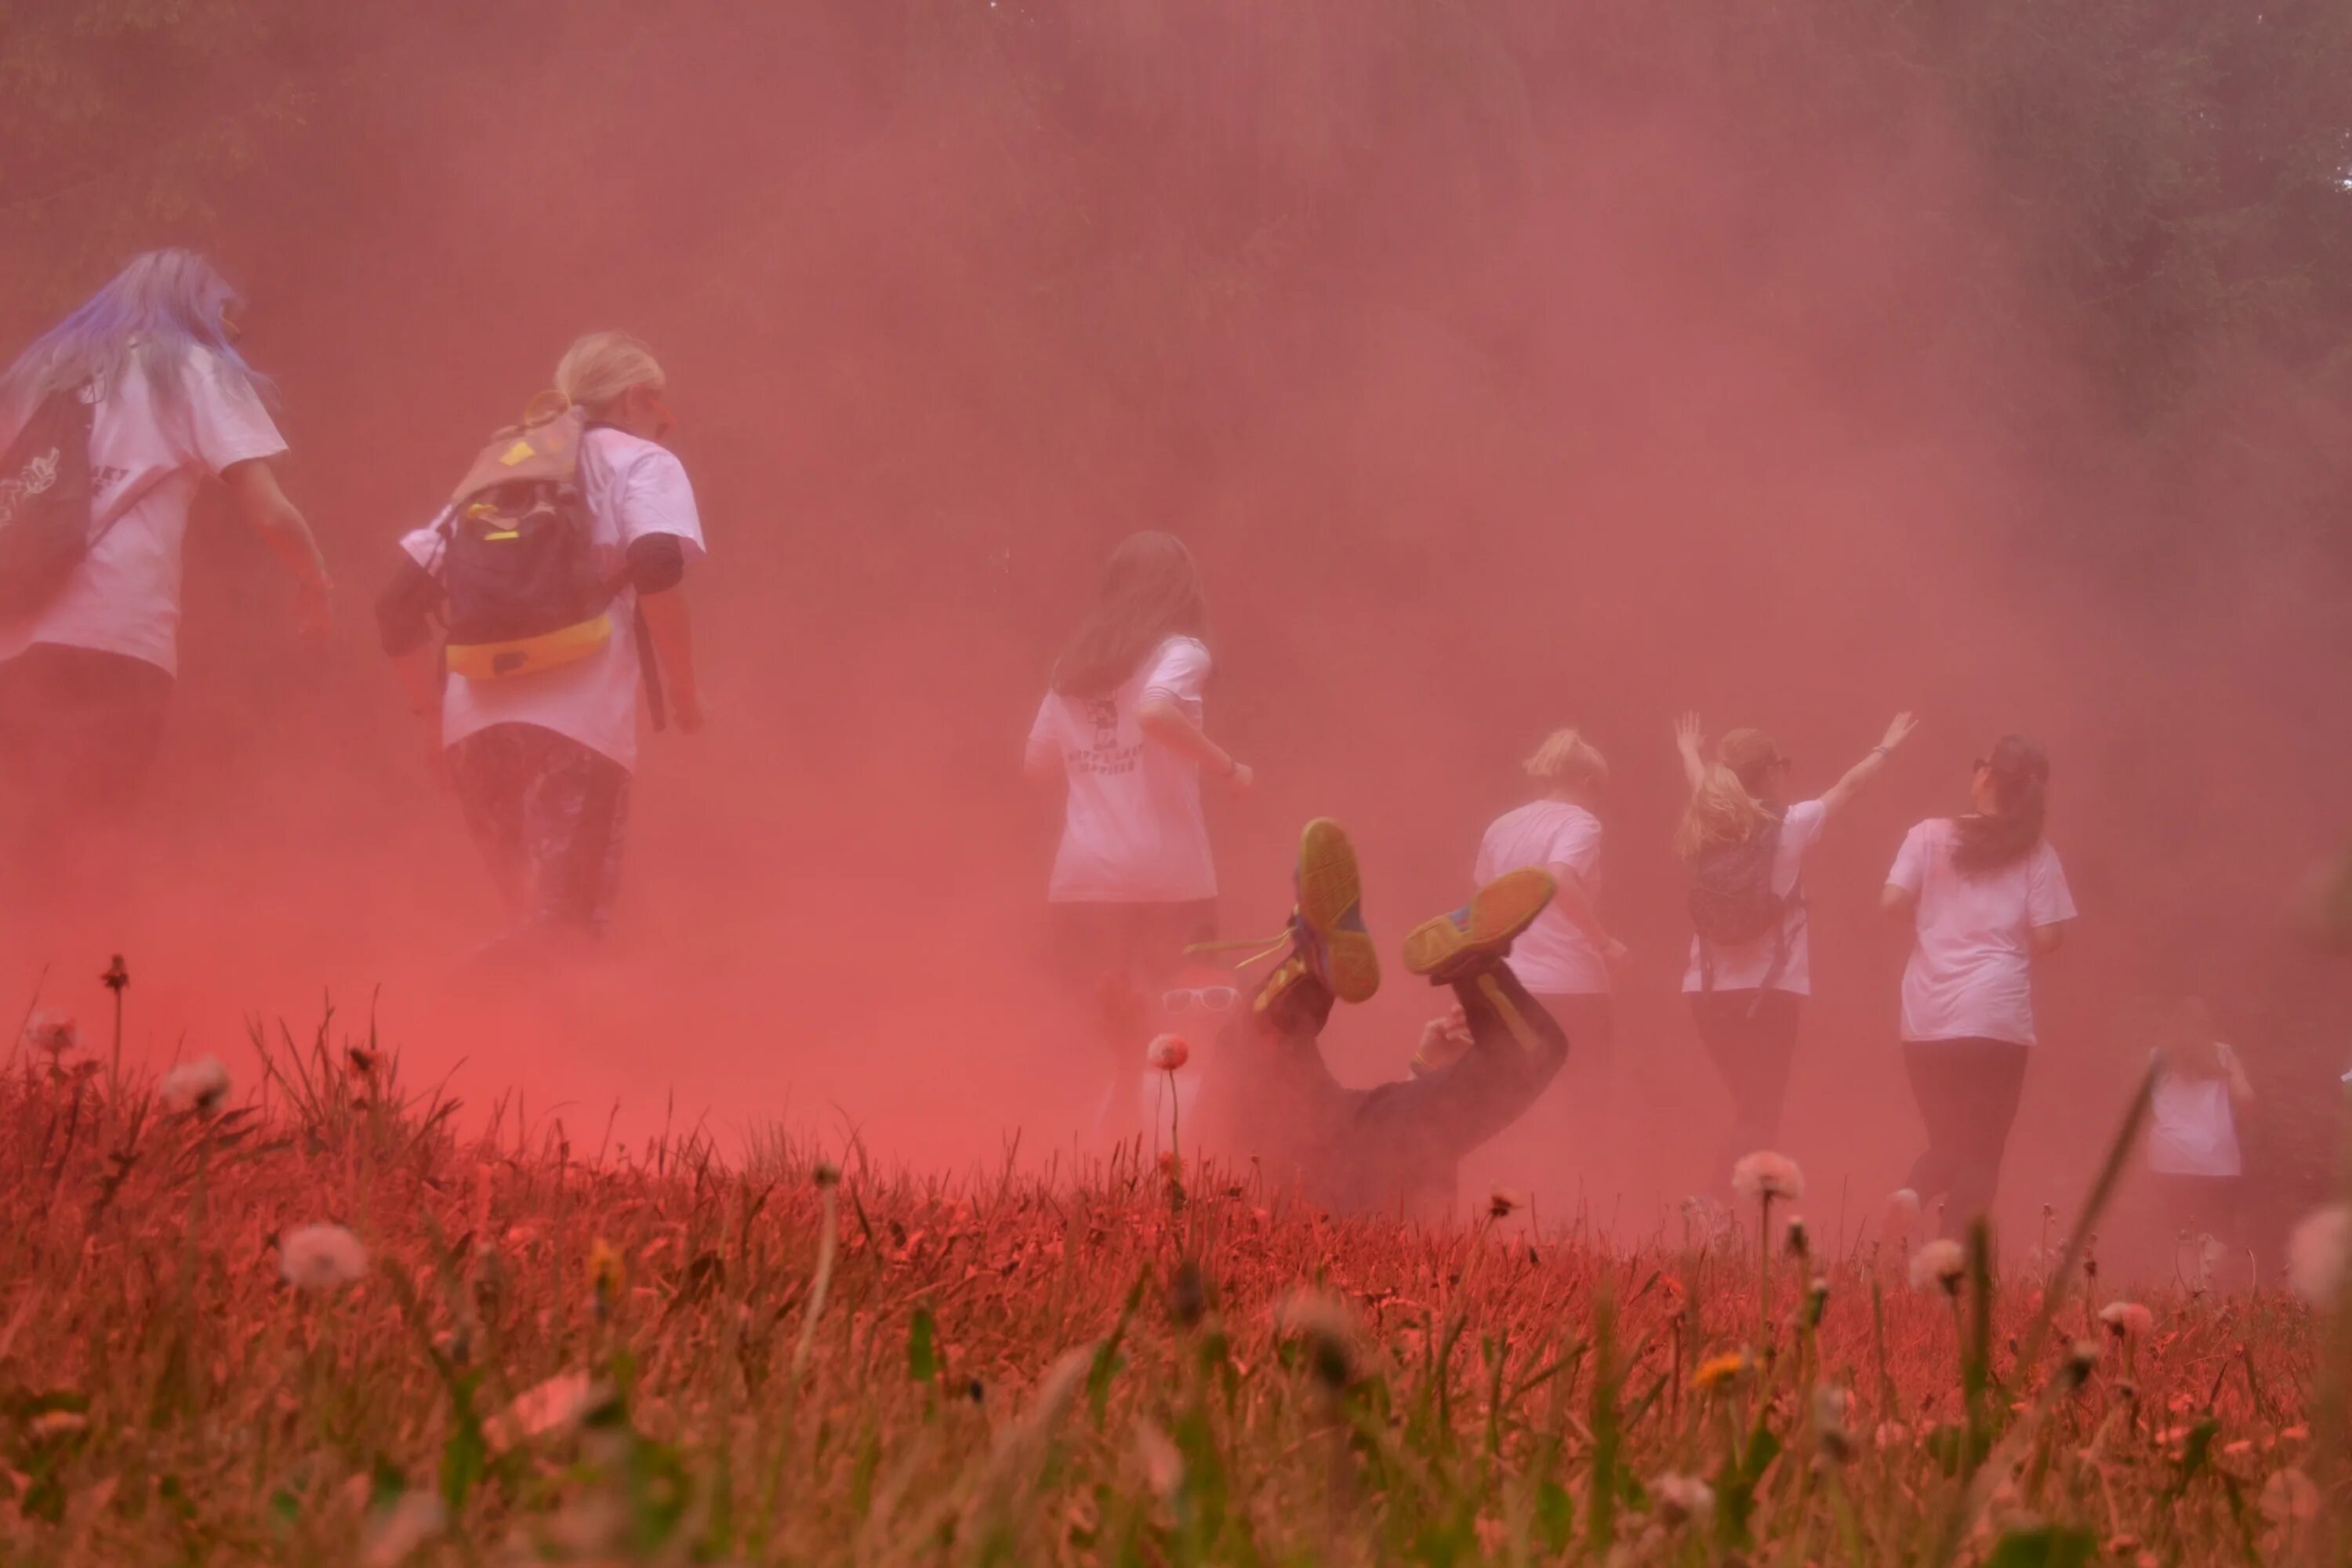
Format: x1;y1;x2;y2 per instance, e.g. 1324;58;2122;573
0;250;331;881
1882;735;2075;1235
2146;996;2254;1261
1025;532;1252;1135
1674;710;1916;1182
379;331;708;961
1470;729;1624;1177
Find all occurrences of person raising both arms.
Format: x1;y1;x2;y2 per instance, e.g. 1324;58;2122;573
1673;710;1917;1183
1882;735;2075;1236
0;250;331;881
378;331;707;961
1025;531;1252;1137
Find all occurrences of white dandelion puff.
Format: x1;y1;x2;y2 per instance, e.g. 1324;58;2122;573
2286;1204;2348;1305
1145;1033;1190;1072
159;1055;231;1115
22;1010;77;1058
1730;1150;1804;1204
1909;1238;1967;1294
279;1224;368;1291
2098;1301;2154;1338
1653;1472;1715;1525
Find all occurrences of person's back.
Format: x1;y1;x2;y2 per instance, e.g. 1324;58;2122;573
1475;798;1606;996
0;249;328;883
1033;633;1216;902
1893;816;2071;1046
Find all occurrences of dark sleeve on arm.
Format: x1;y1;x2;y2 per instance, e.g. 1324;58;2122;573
376;555;439;656
628;534;685;593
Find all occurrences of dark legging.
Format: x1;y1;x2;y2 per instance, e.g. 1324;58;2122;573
1690;989;1801;1178
1902;1037;2030;1234
0;643;174;884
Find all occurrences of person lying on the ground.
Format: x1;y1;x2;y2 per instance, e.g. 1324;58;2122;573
1189;818;1570;1221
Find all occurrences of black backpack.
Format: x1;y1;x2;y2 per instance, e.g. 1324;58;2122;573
0;388;97;619
1688;815;1800;993
434;401;616;681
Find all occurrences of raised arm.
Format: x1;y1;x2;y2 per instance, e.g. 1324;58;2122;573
1819;711;1919;819
1673;711;1708;792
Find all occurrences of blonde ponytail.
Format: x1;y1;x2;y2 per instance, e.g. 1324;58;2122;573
553;331;665;419
1525;728;1608;789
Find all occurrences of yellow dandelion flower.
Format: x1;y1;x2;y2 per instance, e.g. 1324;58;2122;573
1693;1351;1751;1391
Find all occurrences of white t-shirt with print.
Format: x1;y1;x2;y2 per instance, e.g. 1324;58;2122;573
1475;799;1607;995
2147;1060;2242;1177
1886;817;2076;1047
1027;636;1217;903
1683;797;1828;995
0;348;289;675
399;426;706;775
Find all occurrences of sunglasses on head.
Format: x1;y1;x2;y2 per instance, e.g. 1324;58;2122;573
1163;986;1240;1014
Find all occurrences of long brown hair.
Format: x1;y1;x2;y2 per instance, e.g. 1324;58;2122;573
1953;734;2049;873
1051;532;1207;697
1673;728;1783;862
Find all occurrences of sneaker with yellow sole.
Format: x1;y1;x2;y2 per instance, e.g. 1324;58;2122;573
1400;867;1557;986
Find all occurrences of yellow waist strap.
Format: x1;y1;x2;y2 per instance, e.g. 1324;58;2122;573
446;612;613;681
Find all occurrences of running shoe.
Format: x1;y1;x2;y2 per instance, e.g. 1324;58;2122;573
1401;867;1557;985
1292;818;1381;1004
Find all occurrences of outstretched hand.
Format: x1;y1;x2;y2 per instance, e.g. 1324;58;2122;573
1880;711;1919;753
1673;711;1704;755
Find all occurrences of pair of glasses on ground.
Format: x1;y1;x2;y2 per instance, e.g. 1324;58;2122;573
1162;986;1240;1014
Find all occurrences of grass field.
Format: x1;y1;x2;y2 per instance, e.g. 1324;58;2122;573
2;1009;2346;1566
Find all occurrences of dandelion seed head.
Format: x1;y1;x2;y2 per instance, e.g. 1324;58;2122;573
813;1161;841;1189
159;1055;231;1116
1909;1238;1967;1294
22;1010;77;1057
1653;1472;1715;1524
1275;1289;1356;1391
279;1223;368;1291
2099;1301;2153;1338
361;1490;448;1568
2285;1203;2348;1305
1784;1214;1809;1256
1730;1150;1804;1204
1145;1033;1190;1072
1487;1186;1522;1221
1134;1417;1185;1500
1883;1187;1922;1240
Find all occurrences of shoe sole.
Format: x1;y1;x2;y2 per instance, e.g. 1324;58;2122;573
1402;867;1558;982
1296;818;1381;1004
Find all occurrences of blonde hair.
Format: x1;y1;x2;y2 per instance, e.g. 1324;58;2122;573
1524;728;1608;790
1674;728;1783;862
1675;766;1769;862
553;331;665;418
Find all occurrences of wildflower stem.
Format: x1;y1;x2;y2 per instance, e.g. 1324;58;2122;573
2013;1052;2158;1380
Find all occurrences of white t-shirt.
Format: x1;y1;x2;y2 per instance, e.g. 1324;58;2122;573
1027;635;1217;903
2147;1061;2242;1177
0;349;289;675
1683;798;1828;995
1475;799;1607;995
1886;818;2076;1046
399;426;706;774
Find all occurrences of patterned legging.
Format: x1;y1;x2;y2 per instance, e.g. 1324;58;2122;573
447;722;631;946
